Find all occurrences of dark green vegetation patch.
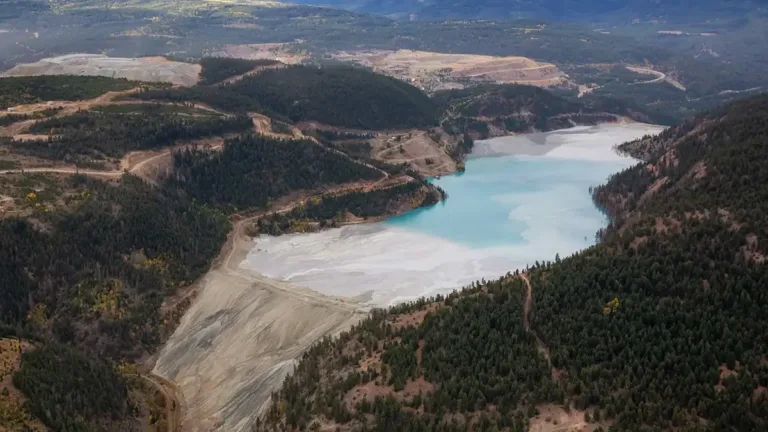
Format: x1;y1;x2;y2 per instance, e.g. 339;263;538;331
198;57;281;85
0;76;141;110
12;343;129;431
14;109;251;161
167;134;384;210
263;278;556;431
0;173;229;430
136;65;438;130
0;175;229;355
253;180;442;236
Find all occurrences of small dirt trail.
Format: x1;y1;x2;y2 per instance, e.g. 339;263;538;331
0;167;123;177
0;88;226;138
374;131;428;159
134;372;186;432
0;140;226;180
626;66;686;91
220;63;286;85
521;273;552;366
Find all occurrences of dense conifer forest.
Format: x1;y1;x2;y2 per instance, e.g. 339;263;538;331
0;173;230;430
198;57;280;85
437;83;676;139
252;180;443;236
532;94;768;430
260;94;768;431
13;109;251;161
165;134;384;210
13;343;129;431
134;65;439;130
0;174;230;354
0;76;142;109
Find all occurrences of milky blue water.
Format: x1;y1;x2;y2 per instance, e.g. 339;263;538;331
384;155;624;249
245;124;666;305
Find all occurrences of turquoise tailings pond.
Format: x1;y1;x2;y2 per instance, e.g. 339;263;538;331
243;123;665;306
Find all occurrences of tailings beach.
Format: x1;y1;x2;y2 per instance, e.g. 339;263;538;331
153;206;367;432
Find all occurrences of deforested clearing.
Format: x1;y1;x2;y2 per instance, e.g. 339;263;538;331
2;54;202;86
333;49;566;91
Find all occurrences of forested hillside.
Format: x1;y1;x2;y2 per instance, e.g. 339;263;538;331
260;94;768;431
0;75;142;109
15;108;251;162
135;65;438;130
166;134;385;210
0;113;431;430
252;180;444;236
0;134;412;430
0;173;230;430
437;84;674;138
198;57;280;85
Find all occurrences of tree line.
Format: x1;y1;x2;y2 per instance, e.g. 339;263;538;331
165;134;384;211
12;109;251;162
0;75;143;110
252;180;443;236
134;65;439;130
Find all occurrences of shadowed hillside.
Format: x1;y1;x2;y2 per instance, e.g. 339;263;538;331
136;65;438;130
289;0;761;22
437;83;677;139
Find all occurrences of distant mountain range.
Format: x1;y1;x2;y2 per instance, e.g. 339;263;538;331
291;0;765;21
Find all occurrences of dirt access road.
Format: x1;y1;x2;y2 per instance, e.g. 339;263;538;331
626;66;686;91
521;274;611;432
0;142;217;182
0;87;224;138
521;273;553;366
135;373;186;432
0;88;229;182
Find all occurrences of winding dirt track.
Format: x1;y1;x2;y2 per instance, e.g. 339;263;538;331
0;147;188;180
0;167;122;177
135;373;187;432
521;273;552;365
626;66;686;91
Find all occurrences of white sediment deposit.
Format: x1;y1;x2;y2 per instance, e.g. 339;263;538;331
2;54;201;86
243;124;666;306
154;230;366;431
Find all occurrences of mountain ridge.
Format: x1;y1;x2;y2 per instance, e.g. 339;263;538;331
291;0;764;22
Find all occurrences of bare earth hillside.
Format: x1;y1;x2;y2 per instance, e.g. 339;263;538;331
2;54;201;86
153;198;369;431
333;49;566;92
